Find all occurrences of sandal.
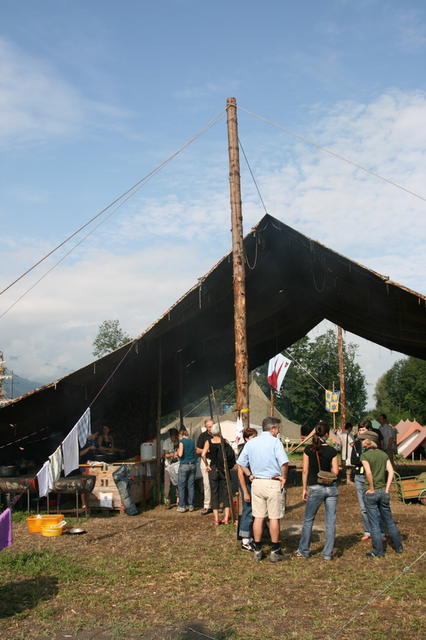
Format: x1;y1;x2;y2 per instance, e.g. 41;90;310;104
221;519;230;525
214;520;221;526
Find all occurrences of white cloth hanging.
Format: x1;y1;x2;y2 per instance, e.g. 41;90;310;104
37;460;52;497
49;446;63;485
62;425;79;476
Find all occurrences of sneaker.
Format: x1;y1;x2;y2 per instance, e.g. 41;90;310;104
270;549;287;562
361;534;371;541
323;556;332;561
241;541;255;552
254;548;264;562
188;506;194;512
294;550;308;558
394;547;403;554
200;508;213;515
365;552;383;558
176;507;187;513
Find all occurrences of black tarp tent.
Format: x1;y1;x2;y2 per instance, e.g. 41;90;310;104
1;214;425;463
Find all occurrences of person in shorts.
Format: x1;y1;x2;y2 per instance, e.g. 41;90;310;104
237;416;288;562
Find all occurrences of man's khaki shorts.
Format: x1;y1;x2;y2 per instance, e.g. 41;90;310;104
251;479;285;519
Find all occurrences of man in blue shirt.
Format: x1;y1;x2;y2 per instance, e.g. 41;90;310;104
237;416;289;562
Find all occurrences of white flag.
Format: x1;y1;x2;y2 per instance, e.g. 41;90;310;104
267;354;292;393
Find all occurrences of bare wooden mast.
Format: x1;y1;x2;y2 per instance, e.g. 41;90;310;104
226;97;250;427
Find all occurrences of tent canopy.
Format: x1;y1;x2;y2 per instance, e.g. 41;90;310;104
1;214;425;463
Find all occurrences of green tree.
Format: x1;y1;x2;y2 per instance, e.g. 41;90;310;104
374;357;426;424
92;319;131;358
256;330;367;428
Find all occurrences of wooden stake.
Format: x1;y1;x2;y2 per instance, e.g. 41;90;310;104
337;326;347;429
226;97;249;427
211;386;236;523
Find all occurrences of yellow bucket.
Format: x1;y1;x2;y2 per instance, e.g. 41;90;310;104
41;519;66;537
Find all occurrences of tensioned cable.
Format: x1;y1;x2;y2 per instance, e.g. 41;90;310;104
237;137;266;270
0;110;225;298
238;137;269;215
240;106;426;204
0;166;148;321
332;550;426;638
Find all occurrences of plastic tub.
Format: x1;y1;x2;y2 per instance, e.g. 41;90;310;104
41;519;66;537
26;515;43;533
40;514;64;526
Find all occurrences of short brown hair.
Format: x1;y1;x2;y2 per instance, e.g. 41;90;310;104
243;427;257;440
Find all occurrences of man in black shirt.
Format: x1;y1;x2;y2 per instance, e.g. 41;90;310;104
196;418;213;514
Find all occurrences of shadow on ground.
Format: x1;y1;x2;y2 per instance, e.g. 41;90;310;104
0;576;58;618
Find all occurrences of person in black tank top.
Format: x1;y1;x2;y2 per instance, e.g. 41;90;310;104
202;425;236;525
296;422;339;560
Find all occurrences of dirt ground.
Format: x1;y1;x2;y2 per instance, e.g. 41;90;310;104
1;481;425;640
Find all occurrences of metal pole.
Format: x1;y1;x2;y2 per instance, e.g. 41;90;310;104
226;97;249;427
337;326;347;429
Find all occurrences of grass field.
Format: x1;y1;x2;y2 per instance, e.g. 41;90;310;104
0;482;425;640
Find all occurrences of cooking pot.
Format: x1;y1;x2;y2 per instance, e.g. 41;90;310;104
0;465;17;477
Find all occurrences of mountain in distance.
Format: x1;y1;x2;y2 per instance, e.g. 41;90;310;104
2;370;44;400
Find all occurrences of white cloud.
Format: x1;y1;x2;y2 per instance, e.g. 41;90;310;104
0;37;130;146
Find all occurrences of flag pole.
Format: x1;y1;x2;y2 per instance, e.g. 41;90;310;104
337;326;347;429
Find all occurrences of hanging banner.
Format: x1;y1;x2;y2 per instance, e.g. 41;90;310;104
325;390;340;413
267;354;292;393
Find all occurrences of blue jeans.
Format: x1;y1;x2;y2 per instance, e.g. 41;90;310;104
298;484;338;559
238;482;253;539
364;490;403;556
178;462;195;508
354;474;371;534
112;465;138;515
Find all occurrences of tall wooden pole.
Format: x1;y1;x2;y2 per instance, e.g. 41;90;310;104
226;97;249;427
337;326;347;429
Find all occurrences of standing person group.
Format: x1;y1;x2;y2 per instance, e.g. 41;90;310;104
164;413;403;562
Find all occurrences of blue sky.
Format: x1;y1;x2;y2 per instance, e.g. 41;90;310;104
0;1;425;406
